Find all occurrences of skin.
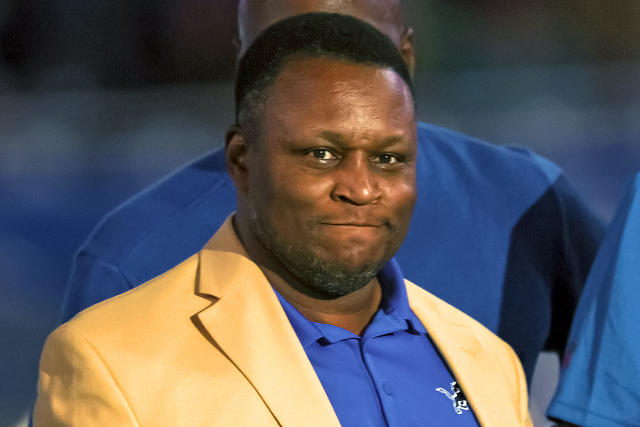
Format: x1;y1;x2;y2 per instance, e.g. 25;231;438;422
236;0;415;75
226;56;417;334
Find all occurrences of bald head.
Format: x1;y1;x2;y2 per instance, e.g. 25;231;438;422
237;0;414;74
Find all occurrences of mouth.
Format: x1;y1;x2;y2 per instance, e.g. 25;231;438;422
315;213;391;228
319;220;386;228
317;221;391;234
323;222;380;227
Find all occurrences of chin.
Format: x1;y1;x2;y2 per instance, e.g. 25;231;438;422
322;253;385;274
276;240;388;299
314;238;394;267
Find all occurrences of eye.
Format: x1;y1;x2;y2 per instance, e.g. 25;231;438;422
308;149;337;162
377;153;399;165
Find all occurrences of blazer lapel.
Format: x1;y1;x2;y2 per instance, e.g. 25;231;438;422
406;282;523;426
193;218;340;427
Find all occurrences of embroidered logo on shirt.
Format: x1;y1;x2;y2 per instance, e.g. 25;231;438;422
435;381;470;415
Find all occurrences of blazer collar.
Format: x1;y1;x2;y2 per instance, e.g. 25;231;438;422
194;217;524;426
194;216;340;427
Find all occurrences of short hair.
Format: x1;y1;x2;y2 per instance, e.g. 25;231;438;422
235;12;414;138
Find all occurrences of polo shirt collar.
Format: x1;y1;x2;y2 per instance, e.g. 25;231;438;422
372;258;428;335
274;290;324;348
274;258;427;348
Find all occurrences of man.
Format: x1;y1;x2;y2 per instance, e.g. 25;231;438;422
36;14;532;426
547;173;640;427
60;0;604;381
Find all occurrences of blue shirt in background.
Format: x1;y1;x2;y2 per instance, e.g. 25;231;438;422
547;173;640;427
275;259;479;427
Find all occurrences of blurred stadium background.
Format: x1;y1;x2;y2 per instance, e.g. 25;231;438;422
1;1;638;425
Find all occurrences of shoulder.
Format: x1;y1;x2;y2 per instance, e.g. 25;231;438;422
38;254;204;425
405;280;531;425
412;121;592;234
76;149;234;275
63;253;203;336
405;278;522;368
416;121;561;189
405;279;498;339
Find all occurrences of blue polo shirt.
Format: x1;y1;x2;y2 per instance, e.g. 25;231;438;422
275;259;479;426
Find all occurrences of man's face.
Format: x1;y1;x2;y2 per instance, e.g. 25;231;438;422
235;56;417;298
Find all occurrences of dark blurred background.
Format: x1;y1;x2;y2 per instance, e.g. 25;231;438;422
1;1;638;425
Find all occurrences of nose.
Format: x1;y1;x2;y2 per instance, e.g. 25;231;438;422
331;154;381;206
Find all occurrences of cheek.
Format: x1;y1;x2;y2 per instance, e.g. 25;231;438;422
389;175;417;212
250;162;330;219
248;154;289;200
276;181;332;221
387;181;417;232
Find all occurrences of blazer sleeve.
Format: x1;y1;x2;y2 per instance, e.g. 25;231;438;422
34;325;139;427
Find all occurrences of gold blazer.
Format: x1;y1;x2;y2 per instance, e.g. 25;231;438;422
35;217;532;426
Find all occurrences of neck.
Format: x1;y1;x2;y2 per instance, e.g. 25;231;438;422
264;267;382;336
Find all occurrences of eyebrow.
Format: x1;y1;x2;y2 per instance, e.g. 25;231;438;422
318;130;407;148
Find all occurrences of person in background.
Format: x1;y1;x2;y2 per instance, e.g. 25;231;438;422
60;0;604;382
547;172;640;427
35;13;532;426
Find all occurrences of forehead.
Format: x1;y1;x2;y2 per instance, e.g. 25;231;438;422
259;56;415;139
238;0;401;54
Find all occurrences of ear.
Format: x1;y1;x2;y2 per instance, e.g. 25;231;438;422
399;26;416;78
225;125;250;195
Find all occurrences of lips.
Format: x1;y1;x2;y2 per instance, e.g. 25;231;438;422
316;219;392;233
319;215;387;225
314;213;391;229
323;222;381;227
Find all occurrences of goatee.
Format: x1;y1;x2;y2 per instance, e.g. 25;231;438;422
247;207;384;299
